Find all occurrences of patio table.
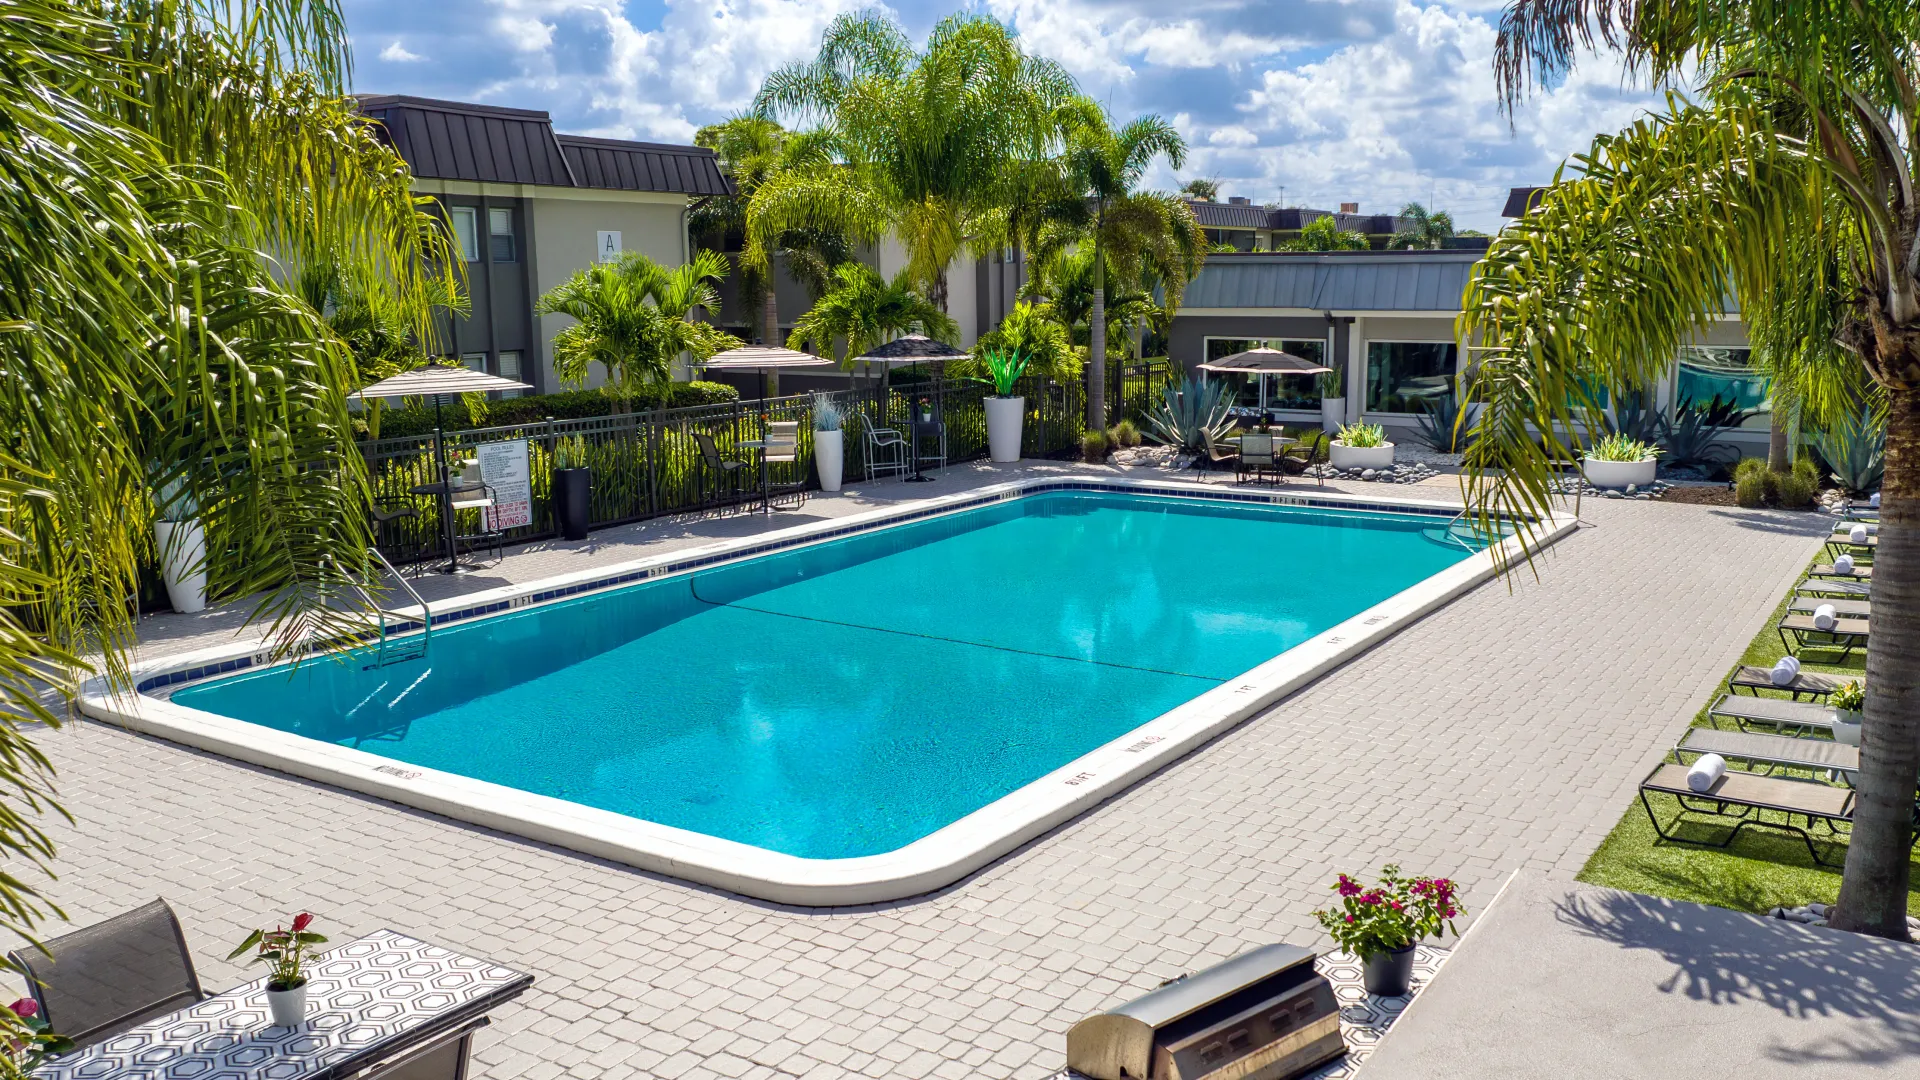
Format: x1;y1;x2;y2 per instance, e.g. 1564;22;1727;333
38;929;531;1080
738;438;771;513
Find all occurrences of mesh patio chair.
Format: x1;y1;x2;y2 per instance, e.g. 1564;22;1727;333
693;431;749;509
1284;431;1330;487
763;421;808;510
368;493;425;571
1197;431;1239;473
8;899;206;1050
1236;433;1279;486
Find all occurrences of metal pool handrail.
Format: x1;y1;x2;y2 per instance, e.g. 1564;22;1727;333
328;548;432;667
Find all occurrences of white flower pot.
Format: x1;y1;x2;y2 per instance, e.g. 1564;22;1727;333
1320;396;1347;433
266;981;308;1027
154;519;207;614
985;396;1025;462
1831;709;1863;745
1582;456;1657;489
1330;441;1394;471
814;428;844;492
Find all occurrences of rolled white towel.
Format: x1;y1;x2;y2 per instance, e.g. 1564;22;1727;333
1687;754;1727;793
1834;554;1855;575
1813;603;1838;632
1849;523;1869;544
1769;656;1801;686
1870;493;1880;508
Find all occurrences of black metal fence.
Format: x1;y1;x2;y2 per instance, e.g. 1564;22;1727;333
359;374;1100;561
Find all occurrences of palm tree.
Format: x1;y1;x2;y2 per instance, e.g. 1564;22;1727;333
0;0;444;987
1052;98;1205;427
537;251;741;394
1468;0;1919;938
1180;177;1222;201
785;263;957;373
750;12;1075;312
972;300;1079;383
691;116;851;347
1279;215;1370;251
1387;202;1456;249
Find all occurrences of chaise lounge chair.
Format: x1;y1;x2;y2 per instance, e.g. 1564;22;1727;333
1778;610;1869;660
1673;727;1859;779
1798;579;1872;599
1825;532;1878;560
1708;693;1849;735
1787;596;1871;618
1808;562;1871;580
1727;665;1845;699
1635;762;1898;866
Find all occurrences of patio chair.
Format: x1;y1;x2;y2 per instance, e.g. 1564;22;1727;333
1709;693;1850;736
1787;595;1871;619
853;413;910;481
368;493;424;570
1198;431;1239;473
1778;610;1869;660
1824;532;1877;560
1727;665;1845;700
1284;431;1330;487
763;421;808;510
693;431;749;508
1808;562;1871;581
1674;727;1859;780
8;899;207;1050
1636;762;1914;866
1236;433;1280;485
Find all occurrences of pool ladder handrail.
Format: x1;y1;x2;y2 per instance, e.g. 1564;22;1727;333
331;548;432;668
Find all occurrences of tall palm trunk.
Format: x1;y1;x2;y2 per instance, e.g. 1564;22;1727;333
1768;412;1791;471
1832;384;1920;939
1088;230;1107;430
762;285;780;397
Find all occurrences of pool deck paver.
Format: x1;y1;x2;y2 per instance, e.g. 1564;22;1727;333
28;462;1832;1079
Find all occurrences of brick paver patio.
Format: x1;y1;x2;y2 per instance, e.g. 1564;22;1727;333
26;463;1830;1079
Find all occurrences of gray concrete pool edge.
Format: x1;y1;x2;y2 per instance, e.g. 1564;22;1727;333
77;475;1578;905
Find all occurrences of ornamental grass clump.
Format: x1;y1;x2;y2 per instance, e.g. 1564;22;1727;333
1335;422;1387;448
1313;865;1463;960
1585;432;1660;462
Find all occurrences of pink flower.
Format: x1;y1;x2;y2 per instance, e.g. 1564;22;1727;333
291;913;314;933
1344;914;1354;923
1337;875;1362;898
9;998;36;1019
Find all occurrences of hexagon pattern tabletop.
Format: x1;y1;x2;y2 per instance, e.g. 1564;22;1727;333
39;929;533;1080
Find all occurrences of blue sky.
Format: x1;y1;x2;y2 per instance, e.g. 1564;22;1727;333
344;0;1670;232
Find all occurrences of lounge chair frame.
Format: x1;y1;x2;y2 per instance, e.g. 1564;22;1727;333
1777;612;1869;661
1637;764;1866;866
1727;665;1844;700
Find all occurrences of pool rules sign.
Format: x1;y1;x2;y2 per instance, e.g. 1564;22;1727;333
477;440;533;530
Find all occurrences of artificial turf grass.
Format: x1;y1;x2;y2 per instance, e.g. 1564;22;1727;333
1575;547;1920;919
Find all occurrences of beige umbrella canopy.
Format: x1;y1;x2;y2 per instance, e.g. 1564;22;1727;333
351;362;534;400
1195;346;1331;375
704;345;833;401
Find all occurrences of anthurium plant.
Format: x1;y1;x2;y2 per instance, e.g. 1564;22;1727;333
227;912;327;991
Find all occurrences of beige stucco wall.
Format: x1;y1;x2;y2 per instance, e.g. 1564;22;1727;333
529;191;689;389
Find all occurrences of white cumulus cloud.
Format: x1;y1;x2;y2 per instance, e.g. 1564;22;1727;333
379;40;425;63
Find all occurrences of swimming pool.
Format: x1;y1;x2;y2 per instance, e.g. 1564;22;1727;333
85;478;1571;902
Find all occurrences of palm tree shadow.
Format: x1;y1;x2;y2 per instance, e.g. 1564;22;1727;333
1553;889;1920;1068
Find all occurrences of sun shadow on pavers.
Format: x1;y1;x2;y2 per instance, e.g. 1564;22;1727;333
1361;871;1920;1080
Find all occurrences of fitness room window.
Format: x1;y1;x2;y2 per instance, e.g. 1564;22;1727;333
488;207;516;262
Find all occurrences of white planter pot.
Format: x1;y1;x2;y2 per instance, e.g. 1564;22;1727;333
1329;441;1394;471
1831;709;1863;746
266;982;308;1027
814;428;844;492
985;396;1025;462
1320;396;1347;433
154;519;207;614
1582;456;1658;489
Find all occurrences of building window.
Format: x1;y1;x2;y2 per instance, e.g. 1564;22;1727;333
1203;337;1325;412
497;350;524;397
449;207;479;263
1675;346;1770;428
1365;341;1458;413
489;207;516;262
461;352;489;374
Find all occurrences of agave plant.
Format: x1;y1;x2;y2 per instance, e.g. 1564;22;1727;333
1658;395;1750;474
1143;376;1236;452
1809;409;1886;494
1412;396;1473;452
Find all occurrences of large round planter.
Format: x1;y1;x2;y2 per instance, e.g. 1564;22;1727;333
1582;456;1657;489
1831;708;1863;746
266;981;308;1027
985;396;1025;463
1362;945;1417;996
154;519;207;614
1320;396;1347;433
815;428;845;492
555;468;592;541
1329;441;1394;471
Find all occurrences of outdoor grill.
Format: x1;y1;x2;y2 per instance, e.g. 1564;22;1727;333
1066;944;1342;1080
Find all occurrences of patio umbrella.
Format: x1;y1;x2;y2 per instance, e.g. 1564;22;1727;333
1197;347;1331;414
353;363;532;573
847;335;969;483
703;344;833;402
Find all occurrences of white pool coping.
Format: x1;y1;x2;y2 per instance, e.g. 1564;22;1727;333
79;475;1577;906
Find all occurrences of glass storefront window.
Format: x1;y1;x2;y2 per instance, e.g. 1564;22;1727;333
1366;341;1457;413
1675;346;1770;428
1203;338;1325;412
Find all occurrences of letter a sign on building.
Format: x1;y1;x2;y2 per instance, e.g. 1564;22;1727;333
597;231;622;263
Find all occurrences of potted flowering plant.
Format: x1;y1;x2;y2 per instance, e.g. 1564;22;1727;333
227;913;327;1027
1313;865;1462;996
1830;680;1865;745
2;996;72;1076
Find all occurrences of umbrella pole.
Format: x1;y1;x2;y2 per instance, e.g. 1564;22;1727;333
435;396;459;574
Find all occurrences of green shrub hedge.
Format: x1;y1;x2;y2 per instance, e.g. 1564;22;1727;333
361;381;740;440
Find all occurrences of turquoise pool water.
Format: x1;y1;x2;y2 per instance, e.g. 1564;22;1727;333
173;491;1476;858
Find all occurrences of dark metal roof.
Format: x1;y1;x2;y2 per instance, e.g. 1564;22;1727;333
1502;186;1547;217
356;95;727;196
1182;251;1480;311
558;135;730;196
1186;200;1271;229
1183;200;1408;235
